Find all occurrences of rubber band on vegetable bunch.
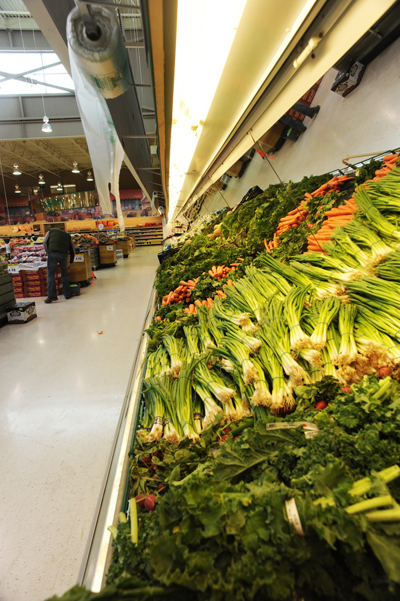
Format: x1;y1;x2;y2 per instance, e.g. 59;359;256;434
264;297;311;387
284;284;312;350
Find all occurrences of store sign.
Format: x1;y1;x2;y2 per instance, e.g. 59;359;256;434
74;254;84;262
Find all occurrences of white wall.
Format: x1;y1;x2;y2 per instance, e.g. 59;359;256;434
199;36;400;216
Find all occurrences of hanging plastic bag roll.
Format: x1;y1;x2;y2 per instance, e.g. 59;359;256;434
67;5;130;99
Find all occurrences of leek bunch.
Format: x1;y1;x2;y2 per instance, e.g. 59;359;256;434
284;285;312;350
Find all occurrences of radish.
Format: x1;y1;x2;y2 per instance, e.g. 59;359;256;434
379;366;392;378
141;455;151;465
222;428;230;434
145;494;157;512
315;401;327;410
135;494;147;508
341;386;351;394
158;483;168;494
151;464;158;471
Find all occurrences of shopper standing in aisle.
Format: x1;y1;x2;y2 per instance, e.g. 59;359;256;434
43;228;75;303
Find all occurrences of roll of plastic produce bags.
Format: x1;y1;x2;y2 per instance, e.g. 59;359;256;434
67;6;127;231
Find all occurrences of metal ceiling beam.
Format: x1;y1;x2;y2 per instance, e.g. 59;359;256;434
0;141;60;176
0;61;61;84
0;70;74;94
28;139;75;170
69;137;91;159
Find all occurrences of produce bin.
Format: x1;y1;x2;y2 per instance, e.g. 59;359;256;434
69;251;93;283
99;245;117;266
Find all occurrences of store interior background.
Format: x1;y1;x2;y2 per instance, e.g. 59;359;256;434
1;2;400;601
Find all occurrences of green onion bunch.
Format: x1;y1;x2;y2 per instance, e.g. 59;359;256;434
343;219;394;263
193;381;223;428
195;359;236;404
184;325;200;357
310;296;341;350
163;335;184;377
284;285;312;350
354;186;400;240
223;322;262;353
338;304;358;365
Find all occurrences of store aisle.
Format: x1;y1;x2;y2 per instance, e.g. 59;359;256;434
0;247;160;601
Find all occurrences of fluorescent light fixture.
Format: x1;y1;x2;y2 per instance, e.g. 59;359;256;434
15;184;21;193
168;0;247;221
87;170;94;181
13;163;21;175
42;115;52;133
72;161;80;173
38;174;45;185
56;182;63;192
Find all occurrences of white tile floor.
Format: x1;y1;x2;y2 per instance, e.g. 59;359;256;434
0;247;160;601
204;36;400;213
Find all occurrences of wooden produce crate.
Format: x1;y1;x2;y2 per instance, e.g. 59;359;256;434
99;244;117;265
69;251;92;283
117;239;131;257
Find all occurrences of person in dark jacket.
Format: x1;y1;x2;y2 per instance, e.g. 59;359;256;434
43;228;75;303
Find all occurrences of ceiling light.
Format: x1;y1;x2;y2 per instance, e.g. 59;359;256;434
168;0;247;221
42;115;52;133
13;163;21;175
87;170;94;181
72;161;80;173
56;182;63;192
38;174;45;185
33;187;39;195
15;184;21;194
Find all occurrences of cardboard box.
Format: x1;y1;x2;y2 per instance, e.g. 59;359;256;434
7;301;37;323
99;245;117;265
69;252;92;282
116;249;123;260
331;61;365;97
226;160;243;178
257;122;285;152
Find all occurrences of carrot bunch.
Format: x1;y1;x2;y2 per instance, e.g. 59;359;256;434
208;259;244;279
306;198;357;252
307;155;399;252
184;298;215;315
161;278;199;305
307;174;354;198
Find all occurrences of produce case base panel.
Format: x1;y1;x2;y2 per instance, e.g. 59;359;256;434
0;247;160;601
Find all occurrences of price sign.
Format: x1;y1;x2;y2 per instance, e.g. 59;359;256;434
107;246;113;251
74;254;84;262
8;265;19;274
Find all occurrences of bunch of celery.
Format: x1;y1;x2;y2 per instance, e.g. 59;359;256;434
284;285;312;350
338;304;358;365
310;296;341;350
